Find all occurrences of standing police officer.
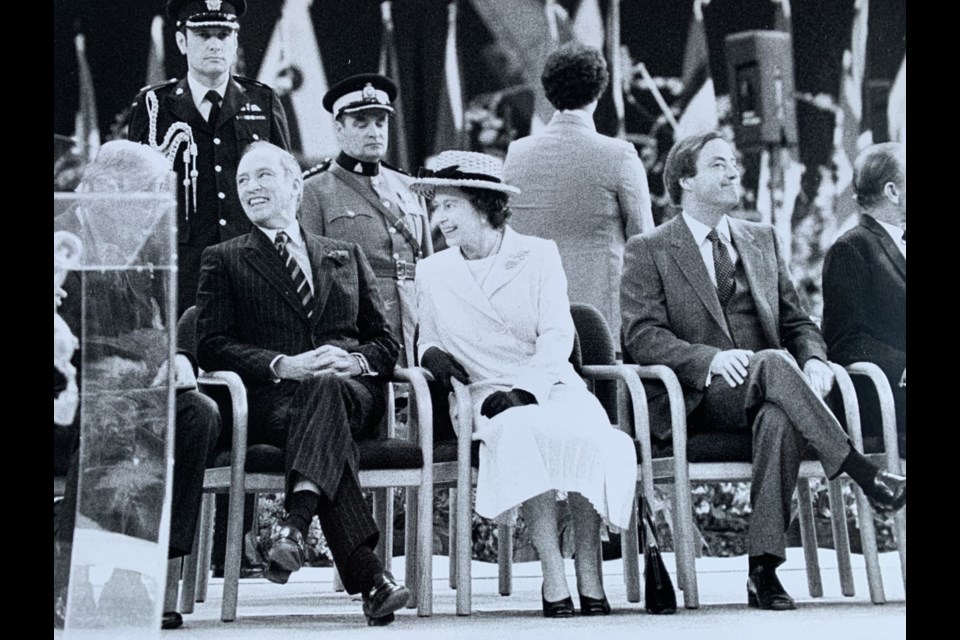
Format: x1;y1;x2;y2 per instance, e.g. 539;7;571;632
299;74;431;368
128;0;291;314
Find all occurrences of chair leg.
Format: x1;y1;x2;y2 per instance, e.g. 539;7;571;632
796;479;824;598
179;513;202;613
827;478;855;596
165;558;181;613
416;482;434;617
622;496;641;603
220;487;244;622
373;488;394;575
404;488;419;609
195;494;215;603
895;505;906;589
853;485;886;604
455;473;472;615
497;523;512;596
448;488;457;590
673;481;699;608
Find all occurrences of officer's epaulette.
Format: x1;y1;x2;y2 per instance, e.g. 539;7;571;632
233;74;275;90
138;77;179;94
381;161;412;177
302;158;333;179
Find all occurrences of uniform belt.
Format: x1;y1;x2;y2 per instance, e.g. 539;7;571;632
374;259;418;281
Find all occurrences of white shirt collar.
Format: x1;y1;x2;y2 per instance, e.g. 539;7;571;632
875;217;906;248
682;211;732;246
257;221;304;246
554;108;596;131
187;73;230;110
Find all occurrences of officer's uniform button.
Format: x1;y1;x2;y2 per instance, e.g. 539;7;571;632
213;137;221;145
219;219;227;226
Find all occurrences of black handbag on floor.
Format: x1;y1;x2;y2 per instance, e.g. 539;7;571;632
642;499;677;614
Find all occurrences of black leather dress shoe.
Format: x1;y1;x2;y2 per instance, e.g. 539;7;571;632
162;611;183;630
541;585;575;618
866;470;906;514
264;526;305;584
362;571;410;626
578;592;611;616
747;569;796;611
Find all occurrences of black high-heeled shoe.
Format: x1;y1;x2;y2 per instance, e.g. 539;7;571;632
578;593;611;616
541;585;575;618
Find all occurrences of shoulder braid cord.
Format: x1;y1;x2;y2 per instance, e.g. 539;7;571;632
146;90;199;221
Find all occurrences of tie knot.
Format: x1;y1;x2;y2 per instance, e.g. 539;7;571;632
707;228;722;245
274;231;289;250
204;90;221;106
901;230;906;243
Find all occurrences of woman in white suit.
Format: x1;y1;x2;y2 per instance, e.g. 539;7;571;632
412;151;637;617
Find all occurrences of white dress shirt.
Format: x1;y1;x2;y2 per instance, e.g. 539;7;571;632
682;211;739;286
256;222;315;295
876;218;907;259
187;74;229;121
556;108;597;130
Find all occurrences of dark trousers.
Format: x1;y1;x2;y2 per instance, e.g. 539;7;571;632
688;350;851;559
55;390;221;595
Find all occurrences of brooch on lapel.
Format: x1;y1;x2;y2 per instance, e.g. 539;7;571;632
503;249;530;270
240;102;263;112
325;250;350;265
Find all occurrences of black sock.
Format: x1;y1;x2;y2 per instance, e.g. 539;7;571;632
839;447;880;490
749;554;783;574
348;545;384;593
283;490;321;536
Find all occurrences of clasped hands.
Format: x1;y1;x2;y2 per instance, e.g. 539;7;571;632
275;345;361;380
708;349;834;397
421;347;537;419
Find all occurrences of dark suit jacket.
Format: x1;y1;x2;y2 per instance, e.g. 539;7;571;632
822;214;906;441
621;215;827;441
195;226;399;433
128;75;290;313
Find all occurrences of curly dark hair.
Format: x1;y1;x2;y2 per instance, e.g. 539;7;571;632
460;186;512;229
662;130;726;205
541;42;609;111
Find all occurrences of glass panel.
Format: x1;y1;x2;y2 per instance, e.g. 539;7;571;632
54;190;177;639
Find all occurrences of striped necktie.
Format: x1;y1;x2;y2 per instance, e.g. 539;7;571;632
708;228;736;307
274;231;313;316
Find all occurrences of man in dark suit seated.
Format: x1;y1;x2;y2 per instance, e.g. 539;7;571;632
620;131;906;611
822;142;906;457
195;141;409;626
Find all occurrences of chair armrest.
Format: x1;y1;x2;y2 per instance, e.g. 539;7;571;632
627;365;689;462
197;371;249;495
392;366;434;468
843;362;903;472
827;362;864;454
582;363;655;505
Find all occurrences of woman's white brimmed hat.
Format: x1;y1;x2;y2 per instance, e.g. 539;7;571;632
411;150;521;195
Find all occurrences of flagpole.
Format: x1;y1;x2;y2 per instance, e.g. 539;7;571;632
635;63;679;132
606;0;625;138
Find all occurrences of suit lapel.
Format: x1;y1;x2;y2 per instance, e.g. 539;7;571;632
167;78;207;133
729;220;779;345
218;77;245;128
304;233;336;329
860;214;906;280
668;218;730;336
243;230;309;321
481;227;532;297
330;164;397;221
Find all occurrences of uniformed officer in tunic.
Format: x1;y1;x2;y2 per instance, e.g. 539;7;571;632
299;74;432;367
127;0;291;314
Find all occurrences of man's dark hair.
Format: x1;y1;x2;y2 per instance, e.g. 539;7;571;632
853;142;905;209
541;42;609;111
460;187;512;229
662;131;727;205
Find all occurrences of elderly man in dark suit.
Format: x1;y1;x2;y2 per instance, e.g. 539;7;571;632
822;142;906;456
620;131;906;611
195;141;409;626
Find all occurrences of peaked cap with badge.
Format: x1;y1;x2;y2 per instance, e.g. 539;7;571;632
323;74;397;118
126;0;291;314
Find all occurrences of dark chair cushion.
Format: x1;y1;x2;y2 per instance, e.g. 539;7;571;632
650;432;823;464
570;303;618;424
433;439;481;468
211;439;424;474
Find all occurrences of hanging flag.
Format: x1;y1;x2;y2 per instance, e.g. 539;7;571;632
834;0;871;224
887;54;905;144
572;0;604;50
257;0;337;159
74;33;100;163
379;0;412;170
430;0;465;158
675;0;718;139
145;14;167;87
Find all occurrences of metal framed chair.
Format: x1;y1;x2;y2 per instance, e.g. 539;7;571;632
175;306;435;622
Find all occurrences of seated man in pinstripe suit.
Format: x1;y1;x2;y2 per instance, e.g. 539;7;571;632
196;141;410;626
